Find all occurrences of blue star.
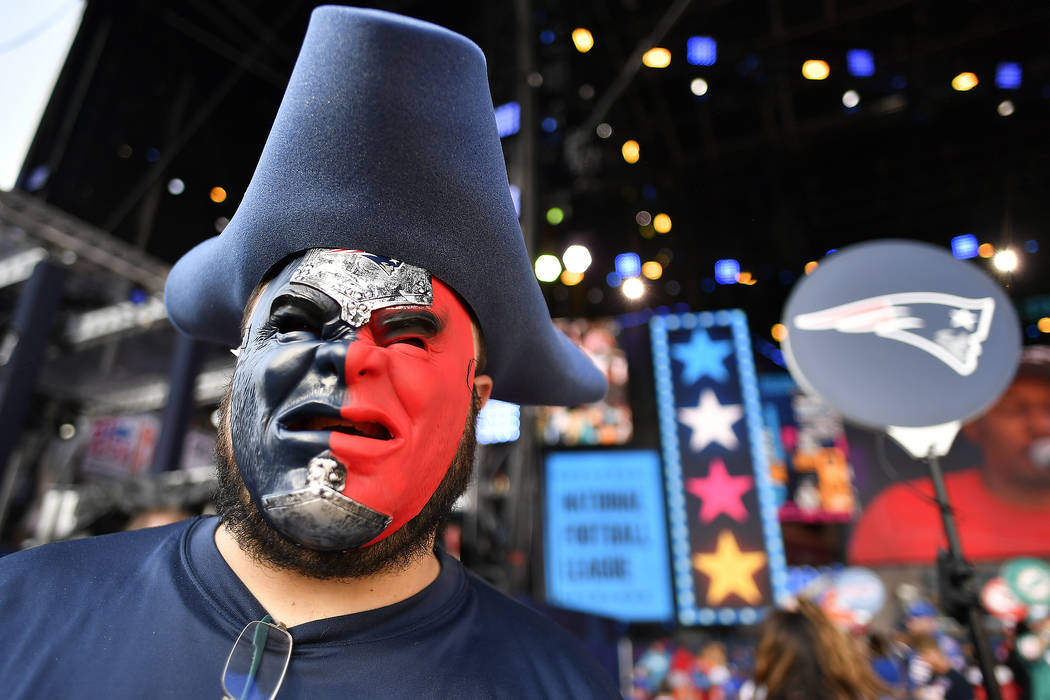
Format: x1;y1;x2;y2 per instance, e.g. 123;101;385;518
671;328;734;384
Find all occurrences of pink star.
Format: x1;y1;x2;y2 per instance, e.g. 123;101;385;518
685;458;754;523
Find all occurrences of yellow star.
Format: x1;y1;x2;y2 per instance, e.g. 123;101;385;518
692;530;767;606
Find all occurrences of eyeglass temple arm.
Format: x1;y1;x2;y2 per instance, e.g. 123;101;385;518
239;614;274;700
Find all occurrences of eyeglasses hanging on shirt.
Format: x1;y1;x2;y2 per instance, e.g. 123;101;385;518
222;615;292;700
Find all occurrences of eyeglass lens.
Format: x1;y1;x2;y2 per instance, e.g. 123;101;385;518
222;620;293;700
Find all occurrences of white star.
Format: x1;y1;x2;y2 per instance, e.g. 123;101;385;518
678;389;744;452
949;308;977;331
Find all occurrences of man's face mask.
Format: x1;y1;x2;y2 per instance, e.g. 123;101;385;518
231;249;479;550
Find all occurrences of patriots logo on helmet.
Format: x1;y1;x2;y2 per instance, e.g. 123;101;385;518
791;292;995;376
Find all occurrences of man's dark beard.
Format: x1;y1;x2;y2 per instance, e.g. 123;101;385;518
213;384;480;580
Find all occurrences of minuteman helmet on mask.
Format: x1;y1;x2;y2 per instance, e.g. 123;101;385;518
164;6;607;551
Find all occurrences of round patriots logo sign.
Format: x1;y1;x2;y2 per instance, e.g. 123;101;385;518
782;240;1020;429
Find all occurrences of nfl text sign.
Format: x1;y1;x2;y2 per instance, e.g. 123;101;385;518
651;310;788;625
544;450;673;622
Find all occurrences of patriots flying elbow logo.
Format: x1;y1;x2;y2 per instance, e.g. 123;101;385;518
792;292;995;376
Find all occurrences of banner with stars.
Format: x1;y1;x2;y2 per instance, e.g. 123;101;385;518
650;310;788;626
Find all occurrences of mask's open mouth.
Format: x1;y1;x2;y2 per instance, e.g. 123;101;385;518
287;415;393;440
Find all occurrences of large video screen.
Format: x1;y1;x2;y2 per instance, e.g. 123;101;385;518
538;318;632;446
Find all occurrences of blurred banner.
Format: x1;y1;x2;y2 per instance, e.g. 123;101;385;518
81;415;159;478
79;415;215;480
650;310;787;625
543;449;672;622
758;373;856;522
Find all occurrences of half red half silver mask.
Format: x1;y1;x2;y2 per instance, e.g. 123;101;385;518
230;249;478;550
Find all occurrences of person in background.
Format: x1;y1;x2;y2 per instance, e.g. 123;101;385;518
1013;608;1050;700
866;632;906;699
741;598;884;700
693;641;731;700
900;600;970;697
911;634;975;700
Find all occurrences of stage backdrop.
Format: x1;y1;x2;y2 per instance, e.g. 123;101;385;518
651;310;788;625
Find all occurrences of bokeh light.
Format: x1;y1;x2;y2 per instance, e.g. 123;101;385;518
842;90;860;108
686;36;717;66
571;28;594;53
992;248;1018;272
951;234;979;260
209;186;227;203
653;213;672;233
804;260;819;275
562;244;592;273
546;207;565;225
714;259;740;284
952;72;978;91
534;254;562;282
622;140;640;163
615;252;642;278
1039;317;1050;334
167;178;185;195
995;62;1022;89
642;261;663;280
978;243;995;258
622;277;645;299
560;270;584;286
846;49;875;77
642;48;671;68
690;78;709;96
771;323;787;342
802;60;830;80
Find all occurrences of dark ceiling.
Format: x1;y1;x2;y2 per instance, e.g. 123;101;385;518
17;0;1050;358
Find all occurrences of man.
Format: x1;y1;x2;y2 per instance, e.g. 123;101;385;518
850;345;1050;565
0;7;617;698
911;634;976;700
901;601;967;697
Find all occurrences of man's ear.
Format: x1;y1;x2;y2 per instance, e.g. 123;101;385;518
473;374;493;409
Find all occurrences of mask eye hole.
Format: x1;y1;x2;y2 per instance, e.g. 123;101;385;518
267;294;326;339
375;310;440;351
390;337;426;349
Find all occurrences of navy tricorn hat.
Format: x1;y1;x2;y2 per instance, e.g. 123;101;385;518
165;5;606;406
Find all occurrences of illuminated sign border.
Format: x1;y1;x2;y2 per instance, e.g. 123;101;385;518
651;309;789;625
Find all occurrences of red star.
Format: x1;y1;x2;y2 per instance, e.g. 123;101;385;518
685;458;753;523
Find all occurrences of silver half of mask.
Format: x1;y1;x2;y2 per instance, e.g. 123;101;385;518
290;249;433;328
260;452;392;550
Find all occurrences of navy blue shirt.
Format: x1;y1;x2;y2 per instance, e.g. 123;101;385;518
0;516;620;698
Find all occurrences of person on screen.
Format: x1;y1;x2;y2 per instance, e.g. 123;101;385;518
0;7;618;698
850;346;1050;565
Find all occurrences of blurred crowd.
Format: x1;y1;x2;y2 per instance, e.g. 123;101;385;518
629;598;1050;700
